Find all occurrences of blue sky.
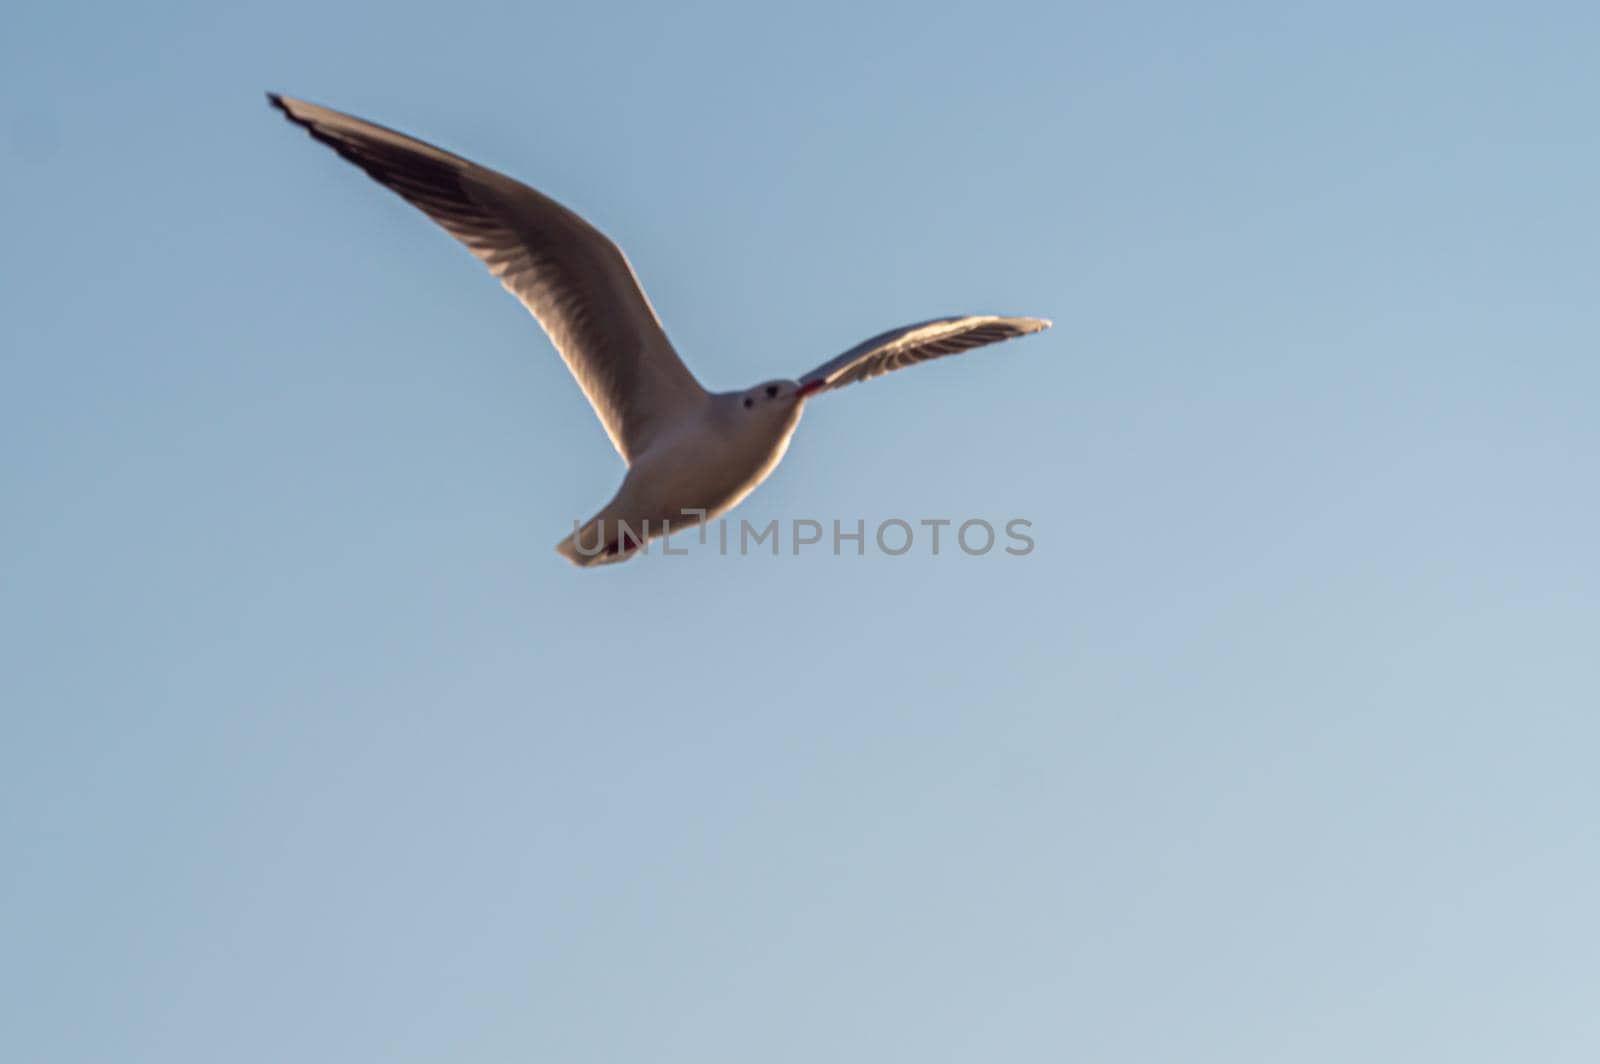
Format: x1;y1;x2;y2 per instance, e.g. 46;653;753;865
3;1;1598;1061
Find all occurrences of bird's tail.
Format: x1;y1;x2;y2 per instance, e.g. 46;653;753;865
554;517;637;568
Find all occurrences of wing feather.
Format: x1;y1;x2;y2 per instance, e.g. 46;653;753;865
269;94;705;463
798;315;1050;395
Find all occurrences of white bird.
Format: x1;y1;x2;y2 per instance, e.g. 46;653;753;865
268;94;1051;566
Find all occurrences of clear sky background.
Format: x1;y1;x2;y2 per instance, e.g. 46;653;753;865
3;1;1598;1061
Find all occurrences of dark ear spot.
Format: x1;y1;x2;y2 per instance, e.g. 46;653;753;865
743;397;754;409
765;384;779;398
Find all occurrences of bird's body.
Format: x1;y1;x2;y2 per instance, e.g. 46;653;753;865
557;386;806;564
268;94;1051;567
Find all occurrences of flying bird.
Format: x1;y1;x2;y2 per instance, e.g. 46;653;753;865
268;94;1051;566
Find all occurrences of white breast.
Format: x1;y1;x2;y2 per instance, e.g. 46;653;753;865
622;402;804;525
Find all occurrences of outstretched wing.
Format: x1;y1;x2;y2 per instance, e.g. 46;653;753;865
797;315;1051;395
269;94;706;464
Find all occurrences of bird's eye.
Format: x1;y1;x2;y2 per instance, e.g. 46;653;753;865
743;397;754;409
765;385;779;398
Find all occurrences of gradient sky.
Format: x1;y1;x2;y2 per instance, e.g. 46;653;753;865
4;1;1599;1061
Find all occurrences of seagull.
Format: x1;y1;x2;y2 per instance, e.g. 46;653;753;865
268;94;1051;566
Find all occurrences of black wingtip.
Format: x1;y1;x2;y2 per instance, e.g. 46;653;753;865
266;93;316;137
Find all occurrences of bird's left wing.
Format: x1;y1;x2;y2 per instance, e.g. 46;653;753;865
796;315;1051;396
268;94;706;465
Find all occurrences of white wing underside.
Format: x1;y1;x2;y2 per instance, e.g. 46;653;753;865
799;315;1052;394
270;94;706;464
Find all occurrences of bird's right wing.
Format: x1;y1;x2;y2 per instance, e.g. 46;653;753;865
797;315;1051;396
269;94;706;464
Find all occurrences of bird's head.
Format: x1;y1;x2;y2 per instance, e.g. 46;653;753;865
725;380;810;443
737;378;826;409
739;379;803;411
